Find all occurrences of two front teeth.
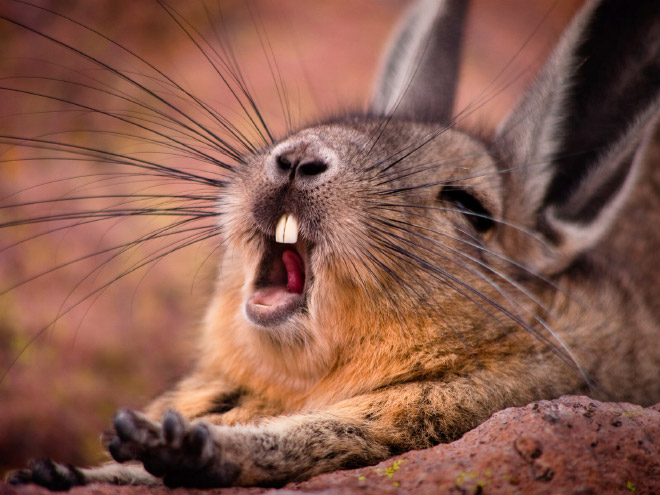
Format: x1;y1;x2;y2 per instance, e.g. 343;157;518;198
275;213;298;244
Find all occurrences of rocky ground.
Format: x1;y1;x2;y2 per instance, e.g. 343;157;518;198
3;395;660;495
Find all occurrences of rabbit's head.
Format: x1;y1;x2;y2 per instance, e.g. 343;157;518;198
212;0;660;383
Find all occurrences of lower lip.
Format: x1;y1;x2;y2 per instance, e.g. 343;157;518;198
244;288;305;327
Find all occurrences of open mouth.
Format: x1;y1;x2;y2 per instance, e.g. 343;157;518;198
245;214;310;327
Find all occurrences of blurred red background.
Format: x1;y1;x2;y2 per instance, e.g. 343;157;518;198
0;0;582;476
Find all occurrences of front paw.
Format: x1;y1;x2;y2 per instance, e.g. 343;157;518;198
6;458;85;491
106;408;240;488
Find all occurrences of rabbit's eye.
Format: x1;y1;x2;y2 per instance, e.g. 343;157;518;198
437;187;494;233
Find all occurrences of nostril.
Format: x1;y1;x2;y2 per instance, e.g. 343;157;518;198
277;156;292;172
273;150;330;181
298;161;328;176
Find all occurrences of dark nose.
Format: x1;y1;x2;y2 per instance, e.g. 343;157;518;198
273;148;329;183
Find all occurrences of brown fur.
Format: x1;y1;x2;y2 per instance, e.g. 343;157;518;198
8;0;660;489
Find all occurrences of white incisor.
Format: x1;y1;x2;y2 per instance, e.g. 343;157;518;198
275;213;298;244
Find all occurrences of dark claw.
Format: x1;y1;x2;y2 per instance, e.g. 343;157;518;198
187;424;212;458
108;435;135;463
7;458;85;491
6;468;33;485
162;409;186;446
113;409;139;441
113;409;160;445
110;408;165;463
107;408;241;488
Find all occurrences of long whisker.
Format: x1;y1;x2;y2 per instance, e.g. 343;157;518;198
6;0;261;160
1;221;222;382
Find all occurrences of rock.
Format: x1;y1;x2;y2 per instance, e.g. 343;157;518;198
3;396;660;495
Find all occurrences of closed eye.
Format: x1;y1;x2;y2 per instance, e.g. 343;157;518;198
437;187;494;233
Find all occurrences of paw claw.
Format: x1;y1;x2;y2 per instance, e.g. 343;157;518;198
7;458;85;490
113;409;139;441
108;435;135;463
6;468;33;485
114;409;161;446
162;409;186;446
106;408;239;487
188;424;212;457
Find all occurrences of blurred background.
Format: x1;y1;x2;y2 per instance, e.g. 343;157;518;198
0;0;582;476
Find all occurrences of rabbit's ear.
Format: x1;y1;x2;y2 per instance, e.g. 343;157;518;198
370;0;468;121
494;0;660;273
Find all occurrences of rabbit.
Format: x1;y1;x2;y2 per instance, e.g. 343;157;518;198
5;0;660;489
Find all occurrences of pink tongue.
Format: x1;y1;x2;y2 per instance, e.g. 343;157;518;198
282;249;305;294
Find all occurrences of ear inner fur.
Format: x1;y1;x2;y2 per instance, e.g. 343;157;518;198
493;0;660;273
370;0;468;122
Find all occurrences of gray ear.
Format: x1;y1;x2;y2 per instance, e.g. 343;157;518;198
370;0;468;122
494;0;660;273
